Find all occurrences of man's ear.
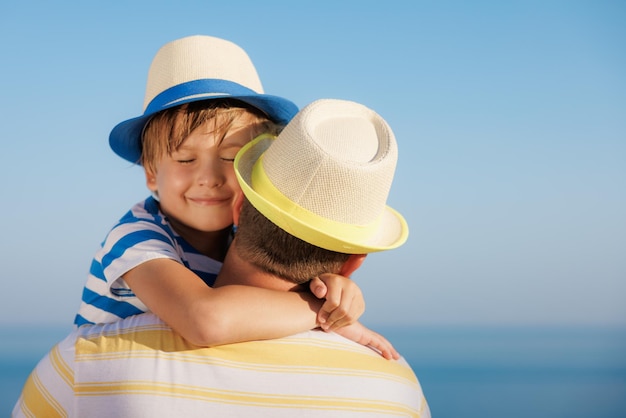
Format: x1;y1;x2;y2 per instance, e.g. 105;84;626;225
232;193;245;226
339;254;367;277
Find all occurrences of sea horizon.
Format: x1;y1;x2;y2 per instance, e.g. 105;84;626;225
3;324;625;417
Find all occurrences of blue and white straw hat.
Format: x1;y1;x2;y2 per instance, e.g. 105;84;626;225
235;99;409;254
109;35;299;164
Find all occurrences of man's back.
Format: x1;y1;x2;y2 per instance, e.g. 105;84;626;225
14;313;429;417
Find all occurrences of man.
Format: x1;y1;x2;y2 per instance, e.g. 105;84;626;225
13;99;430;417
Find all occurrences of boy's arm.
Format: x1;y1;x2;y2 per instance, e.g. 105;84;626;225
124;258;323;346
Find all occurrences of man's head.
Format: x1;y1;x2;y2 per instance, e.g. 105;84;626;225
232;99;409;284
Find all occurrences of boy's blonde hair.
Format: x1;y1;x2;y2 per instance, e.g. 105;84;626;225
141;99;279;173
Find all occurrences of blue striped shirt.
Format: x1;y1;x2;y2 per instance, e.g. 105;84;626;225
74;197;223;326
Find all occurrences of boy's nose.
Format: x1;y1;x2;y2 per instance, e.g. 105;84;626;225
197;162;224;187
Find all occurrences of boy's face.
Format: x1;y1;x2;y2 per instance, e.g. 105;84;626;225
145;113;262;247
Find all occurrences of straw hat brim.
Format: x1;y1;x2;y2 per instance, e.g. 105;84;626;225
110;93;298;165
235;135;409;254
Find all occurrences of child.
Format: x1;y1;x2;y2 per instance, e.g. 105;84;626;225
74;35;388;354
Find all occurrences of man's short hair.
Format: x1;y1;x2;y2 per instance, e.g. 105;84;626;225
235;199;351;284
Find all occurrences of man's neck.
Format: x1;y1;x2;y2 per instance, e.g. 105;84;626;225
213;239;300;292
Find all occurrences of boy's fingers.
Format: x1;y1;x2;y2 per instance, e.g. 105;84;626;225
363;330;400;361
322;300;352;331
376;340;400;360
327;296;365;330
318;300;342;330
317;308;329;326
309;277;327;299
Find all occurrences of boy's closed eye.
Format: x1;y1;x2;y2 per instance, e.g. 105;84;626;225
171;150;196;164
219;146;242;162
220;155;236;162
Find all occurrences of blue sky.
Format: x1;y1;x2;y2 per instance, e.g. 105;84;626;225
1;1;624;327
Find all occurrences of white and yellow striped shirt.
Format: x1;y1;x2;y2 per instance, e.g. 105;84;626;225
13;314;430;417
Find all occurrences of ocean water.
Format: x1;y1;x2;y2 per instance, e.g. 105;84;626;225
2;325;625;417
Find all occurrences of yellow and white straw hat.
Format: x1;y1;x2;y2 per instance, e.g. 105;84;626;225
235;99;408;254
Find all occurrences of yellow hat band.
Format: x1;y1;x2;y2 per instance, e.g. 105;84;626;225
248;154;385;253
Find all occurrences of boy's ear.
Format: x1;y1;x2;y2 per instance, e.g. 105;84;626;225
339;254;367;277
232;193;245;226
144;168;157;192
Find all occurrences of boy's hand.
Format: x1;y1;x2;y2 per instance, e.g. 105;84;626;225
309;273;365;331
333;321;400;360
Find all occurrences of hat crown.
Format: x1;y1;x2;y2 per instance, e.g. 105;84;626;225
143;35;264;111
235;99;408;252
263;99;397;225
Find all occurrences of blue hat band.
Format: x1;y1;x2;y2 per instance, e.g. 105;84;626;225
145;79;259;115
